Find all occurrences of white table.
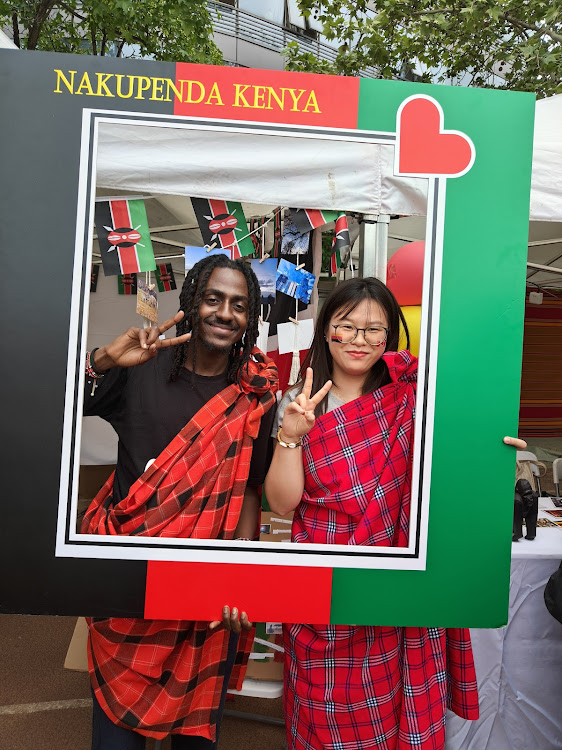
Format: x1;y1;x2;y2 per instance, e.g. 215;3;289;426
446;498;562;750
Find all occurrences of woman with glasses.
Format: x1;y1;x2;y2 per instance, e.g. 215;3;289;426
264;276;480;750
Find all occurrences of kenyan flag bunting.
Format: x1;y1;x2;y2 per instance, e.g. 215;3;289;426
289;208;340;235
330;213;350;276
191;198;254;259
118;273;138;295
95;199;156;276
155;263;177;293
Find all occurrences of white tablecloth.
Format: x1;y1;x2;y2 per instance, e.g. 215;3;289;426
446;501;562;750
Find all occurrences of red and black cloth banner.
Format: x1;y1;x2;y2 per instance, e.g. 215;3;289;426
94;199;156;276
250;216;266;254
90;264;99;293
117;273;137;295
191;198;253;259
155;263;177;293
289;208;339;235
249;209;282;258
272;208;282;258
330;213;350;276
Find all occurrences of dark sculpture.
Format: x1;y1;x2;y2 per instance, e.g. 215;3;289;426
513;478;538;541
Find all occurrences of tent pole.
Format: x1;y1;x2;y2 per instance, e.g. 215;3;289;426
359;214;389;282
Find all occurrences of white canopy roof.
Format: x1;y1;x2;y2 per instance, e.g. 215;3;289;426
96;93;562;223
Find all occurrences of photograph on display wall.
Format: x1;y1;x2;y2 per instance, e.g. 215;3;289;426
0;49;534;625
251;258;277;306
275;258;316;304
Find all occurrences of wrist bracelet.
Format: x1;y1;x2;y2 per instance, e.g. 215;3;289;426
276;428;302;449
235;537;251;541
86;349;106;379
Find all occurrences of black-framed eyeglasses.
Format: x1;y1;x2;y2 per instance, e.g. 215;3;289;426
331;324;388;347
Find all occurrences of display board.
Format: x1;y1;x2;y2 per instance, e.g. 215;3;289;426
0;50;534;625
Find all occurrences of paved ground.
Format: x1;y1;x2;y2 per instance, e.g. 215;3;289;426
0;615;285;750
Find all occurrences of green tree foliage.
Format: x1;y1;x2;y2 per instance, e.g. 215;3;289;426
285;1;561;97
1;0;222;63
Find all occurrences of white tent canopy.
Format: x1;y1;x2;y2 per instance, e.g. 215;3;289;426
96;120;428;217
530;94;562;222
96;94;562;223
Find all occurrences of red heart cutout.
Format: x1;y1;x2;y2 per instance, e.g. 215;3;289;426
397;96;474;176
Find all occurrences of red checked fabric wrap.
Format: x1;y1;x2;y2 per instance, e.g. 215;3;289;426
284;351;478;750
81;350;278;741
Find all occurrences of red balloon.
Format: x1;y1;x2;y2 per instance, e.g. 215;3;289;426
386;241;425;306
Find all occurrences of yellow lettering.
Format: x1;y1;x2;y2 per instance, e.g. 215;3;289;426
287;88;306;111
205;81;224;106
95;73;114;97
150;78;165;101
233;83;251;108
266;87;286;110
135;76;152;99
252;85;267;109
184;80;205;104
115;74;135;99
165;78;184;103
54;69;77;94
75;72;95;96
302;90;321;114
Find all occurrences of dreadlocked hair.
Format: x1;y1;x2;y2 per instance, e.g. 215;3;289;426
168;254;261;385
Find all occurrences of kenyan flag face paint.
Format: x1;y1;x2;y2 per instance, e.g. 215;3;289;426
94;199;156;276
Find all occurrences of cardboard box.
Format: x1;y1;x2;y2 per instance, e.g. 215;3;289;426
245;624;284;681
259;511;293;543
64;617;89;672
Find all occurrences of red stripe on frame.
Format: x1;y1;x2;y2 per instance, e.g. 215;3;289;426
173;64;360;129
144;561;333;623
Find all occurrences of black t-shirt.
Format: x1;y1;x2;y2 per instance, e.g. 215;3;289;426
84;348;275;503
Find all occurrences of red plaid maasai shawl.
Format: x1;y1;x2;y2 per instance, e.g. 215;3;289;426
283;351;478;750
82;349;278;741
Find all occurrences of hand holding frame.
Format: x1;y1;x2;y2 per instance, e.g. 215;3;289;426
280;367;332;442
209;605;253;634
92;311;191;371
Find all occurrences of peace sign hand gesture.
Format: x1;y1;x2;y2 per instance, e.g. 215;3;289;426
279;367;332;442
92;311;192;371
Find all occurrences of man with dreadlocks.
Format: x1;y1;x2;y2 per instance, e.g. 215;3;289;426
81;255;278;749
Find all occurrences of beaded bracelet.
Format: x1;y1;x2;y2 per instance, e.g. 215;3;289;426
85;349;106;379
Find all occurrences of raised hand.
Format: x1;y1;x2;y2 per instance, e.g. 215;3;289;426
280;367;332;442
93;311;191;371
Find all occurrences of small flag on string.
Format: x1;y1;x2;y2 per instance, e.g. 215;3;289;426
118;273;138;295
95;199;156;276
191;198;254;258
155;263;177;293
90;264;99;293
330;213;350;276
272;208;282;258
250;216;265;254
289;208;340;235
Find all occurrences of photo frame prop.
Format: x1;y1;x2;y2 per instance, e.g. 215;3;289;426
0;50;534;626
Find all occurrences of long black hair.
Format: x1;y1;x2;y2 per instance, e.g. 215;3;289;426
168;254;261;384
300;277;410;411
